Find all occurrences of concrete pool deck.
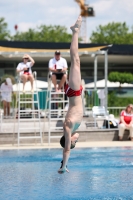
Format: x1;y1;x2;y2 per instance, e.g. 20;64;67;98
0;141;133;150
0;118;132;150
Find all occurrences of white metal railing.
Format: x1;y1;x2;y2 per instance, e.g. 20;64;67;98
0;90;49;119
0;88;128;135
107;107;125;117
83;88;126;117
0;86;127;119
84;107;125;118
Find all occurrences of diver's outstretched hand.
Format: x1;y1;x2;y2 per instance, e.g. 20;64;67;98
58;168;69;174
58;160;69;174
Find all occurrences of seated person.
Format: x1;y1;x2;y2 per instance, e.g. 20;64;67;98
16;54;35;93
0;78;13;118
119;104;133;141
48;50;68;92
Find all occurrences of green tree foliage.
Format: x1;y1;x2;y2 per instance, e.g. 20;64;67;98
108;91;133;107
108;72;133;109
90;22;133;44
0;74;15;85
0;17;10;40
108;72;133;86
11;25;72;42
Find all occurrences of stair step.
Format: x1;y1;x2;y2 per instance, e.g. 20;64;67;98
19;136;42;139
50;100;68;103
19;101;38;103
18;127;41;130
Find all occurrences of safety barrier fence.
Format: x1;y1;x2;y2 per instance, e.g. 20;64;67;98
0;92;37;119
84;107;125;118
0;89;125;119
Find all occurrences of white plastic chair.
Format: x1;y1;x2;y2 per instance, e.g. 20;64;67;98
92;106;110;128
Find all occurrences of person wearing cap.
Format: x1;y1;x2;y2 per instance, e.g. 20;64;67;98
0;78;13;118
49;50;68;92
16;54;35;93
119;104;133;141
58;16;83;174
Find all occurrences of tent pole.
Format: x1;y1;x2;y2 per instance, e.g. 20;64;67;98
94;55;97;106
104;51;108;114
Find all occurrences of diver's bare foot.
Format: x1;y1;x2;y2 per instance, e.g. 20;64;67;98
70;15;82;32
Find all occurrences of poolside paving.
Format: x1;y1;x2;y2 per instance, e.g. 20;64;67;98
0;141;133;150
0;117;132;150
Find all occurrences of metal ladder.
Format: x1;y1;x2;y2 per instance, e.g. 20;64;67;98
16;72;42;146
45;72;68;144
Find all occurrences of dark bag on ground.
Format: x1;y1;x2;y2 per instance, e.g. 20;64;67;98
103;119;118;128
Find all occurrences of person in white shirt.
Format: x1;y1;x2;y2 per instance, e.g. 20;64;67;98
49;51;68;92
0;78;13;118
16;54;35;93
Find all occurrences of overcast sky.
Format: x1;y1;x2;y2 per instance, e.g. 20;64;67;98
1;0;133;41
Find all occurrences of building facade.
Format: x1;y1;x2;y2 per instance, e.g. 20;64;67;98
0;42;133;84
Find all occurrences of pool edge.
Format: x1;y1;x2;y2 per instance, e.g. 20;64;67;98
0;141;133;150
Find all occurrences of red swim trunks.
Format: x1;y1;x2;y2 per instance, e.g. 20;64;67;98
65;84;83;97
24;72;30;75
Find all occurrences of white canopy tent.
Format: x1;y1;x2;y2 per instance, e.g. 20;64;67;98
85;79;133;88
13;80;54;91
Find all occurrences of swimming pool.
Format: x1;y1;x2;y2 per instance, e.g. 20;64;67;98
0;147;133;200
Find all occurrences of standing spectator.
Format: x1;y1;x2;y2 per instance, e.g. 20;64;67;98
0;78;13;118
16;54;35;93
119;104;133;141
49;50;68;92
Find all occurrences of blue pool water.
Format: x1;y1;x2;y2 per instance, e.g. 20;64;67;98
0;147;133;200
